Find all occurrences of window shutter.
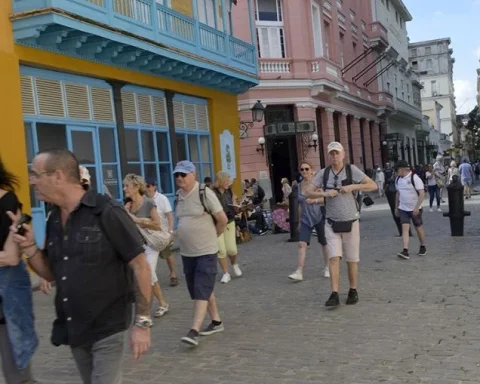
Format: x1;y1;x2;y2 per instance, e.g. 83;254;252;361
122;91;137;123
184;103;197;129
173;101;184;128
65;83;91;120
136;94;153;125
91;87;114;122
35;78;65;117
269;28;281;58
152;96;168;126
258;27;270;58
196;105;209;130
20;76;36;115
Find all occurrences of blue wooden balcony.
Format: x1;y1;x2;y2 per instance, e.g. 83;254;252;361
11;0;258;94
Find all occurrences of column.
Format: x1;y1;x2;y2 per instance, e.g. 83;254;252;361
372;121;382;167
351;116;362;168
363;119;373;170
339;112;350;163
321;108;336;160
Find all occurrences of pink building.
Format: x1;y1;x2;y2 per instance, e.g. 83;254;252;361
234;0;392;202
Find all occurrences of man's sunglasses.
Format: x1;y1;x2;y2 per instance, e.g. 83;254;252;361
300;168;310;172
174;172;187;178
333;175;339;188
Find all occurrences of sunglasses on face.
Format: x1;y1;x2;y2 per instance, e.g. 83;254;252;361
300;168;310;172
174;172;187;178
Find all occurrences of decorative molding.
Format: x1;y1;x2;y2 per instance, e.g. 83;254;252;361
325;107;335;113
353;115;361;119
342;112;349;116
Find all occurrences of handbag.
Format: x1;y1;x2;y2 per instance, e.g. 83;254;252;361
327;218;355;233
137;226;170;252
362;194;374;207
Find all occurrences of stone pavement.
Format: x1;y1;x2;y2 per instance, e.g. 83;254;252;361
3;197;480;384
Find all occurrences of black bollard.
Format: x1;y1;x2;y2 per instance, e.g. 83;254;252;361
288;181;299;242
443;175;471;236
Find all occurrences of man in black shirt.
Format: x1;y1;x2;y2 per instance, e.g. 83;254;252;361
9;149;152;384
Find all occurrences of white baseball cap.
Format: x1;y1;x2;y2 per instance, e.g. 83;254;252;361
79;166;91;182
327;141;344;153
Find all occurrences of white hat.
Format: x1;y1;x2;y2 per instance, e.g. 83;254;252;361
327;141;344;153
79;166;91;182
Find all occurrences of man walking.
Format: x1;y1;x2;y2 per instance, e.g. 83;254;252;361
394;160;427;260
173;161;228;347
10;149;153;383
458;159;474;199
145;179;178;286
306;142;377;307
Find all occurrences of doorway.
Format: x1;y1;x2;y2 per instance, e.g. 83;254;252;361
268;136;298;203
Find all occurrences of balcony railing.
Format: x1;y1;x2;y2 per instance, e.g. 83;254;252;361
395;97;423;120
259;59;291;73
12;0;257;72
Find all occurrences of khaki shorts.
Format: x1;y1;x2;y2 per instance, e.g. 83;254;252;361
325;220;360;262
217;221;238;259
159;244;173;260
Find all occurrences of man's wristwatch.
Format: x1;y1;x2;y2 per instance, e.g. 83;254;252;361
134;316;153;329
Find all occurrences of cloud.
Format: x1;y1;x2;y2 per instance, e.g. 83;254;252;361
454;79;477;113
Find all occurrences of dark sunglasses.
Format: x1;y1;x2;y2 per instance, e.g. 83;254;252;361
174;172;187;178
300;168;310;172
333;175;339;188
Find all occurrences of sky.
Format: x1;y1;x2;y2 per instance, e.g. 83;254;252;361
403;0;479;114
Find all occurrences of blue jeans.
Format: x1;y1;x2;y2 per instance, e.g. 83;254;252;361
428;185;440;208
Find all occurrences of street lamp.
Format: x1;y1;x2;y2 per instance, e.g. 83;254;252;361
256;136;265;156
308;133;319;152
239;100;266;139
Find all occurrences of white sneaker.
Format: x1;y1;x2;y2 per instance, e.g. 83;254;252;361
220;273;231;284
154;304;169;318
437;208;442;212
232;264;242;277
288;270;303;281
323;267;330;278
429;208;434;212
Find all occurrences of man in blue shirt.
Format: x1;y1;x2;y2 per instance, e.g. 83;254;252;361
458;159;474;199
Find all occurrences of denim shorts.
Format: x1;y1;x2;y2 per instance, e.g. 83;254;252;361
462;178;472;187
398;209;423;227
299;220;327;246
182;254;217;300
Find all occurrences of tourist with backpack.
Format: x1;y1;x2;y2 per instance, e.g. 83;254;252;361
306;142;377;307
394;160;427;260
250;178;265;206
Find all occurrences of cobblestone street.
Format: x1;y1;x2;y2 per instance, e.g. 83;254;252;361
4;198;480;384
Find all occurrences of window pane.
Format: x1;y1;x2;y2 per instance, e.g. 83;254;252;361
159;164;173;194
202;163;212;179
177;134;187;161
99;129;117;162
141;131;155;161
24;123;35;162
144;164;158;186
258;0;278;21
102;165;120;199
126;163;141;176
156;132;170;162
126;130;140;161
71;131;95;165
199;136;210;162
36;123;67;152
188;135;200;162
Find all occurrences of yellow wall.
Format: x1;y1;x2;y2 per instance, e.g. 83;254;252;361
172;0;193;17
0;0;30;211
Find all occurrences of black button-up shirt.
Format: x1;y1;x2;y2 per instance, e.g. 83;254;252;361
45;191;144;347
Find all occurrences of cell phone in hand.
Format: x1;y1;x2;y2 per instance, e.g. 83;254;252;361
16;214;32;236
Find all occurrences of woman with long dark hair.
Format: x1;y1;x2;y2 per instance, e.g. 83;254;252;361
0;158;38;383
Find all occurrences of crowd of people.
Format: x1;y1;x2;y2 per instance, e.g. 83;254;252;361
0;142;476;383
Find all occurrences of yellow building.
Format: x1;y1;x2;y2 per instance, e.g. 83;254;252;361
1;0;258;243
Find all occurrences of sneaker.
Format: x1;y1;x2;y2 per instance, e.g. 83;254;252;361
437;208;442;213
220;273;231;284
181;329;198;346
429;208;434;212
232;264;243;277
288;270;303;281
397;250;410;260
325;292;340;307
346;289;359;305
199;322;225;336
154;304;169;318
259;229;269;236
418;246;427;256
323;267;330;278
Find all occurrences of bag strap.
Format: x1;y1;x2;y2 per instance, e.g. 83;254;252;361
323;166;331;191
345;164;353;185
411;173;419;196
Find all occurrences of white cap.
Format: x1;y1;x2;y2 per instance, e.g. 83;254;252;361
327;141;344;153
79;166;91;182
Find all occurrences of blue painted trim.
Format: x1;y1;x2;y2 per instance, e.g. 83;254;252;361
20;65;111;88
172;94;208;105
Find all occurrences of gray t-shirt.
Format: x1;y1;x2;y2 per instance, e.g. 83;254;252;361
131;197;156;219
312;165;366;221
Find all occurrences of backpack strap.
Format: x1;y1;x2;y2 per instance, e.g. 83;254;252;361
345;164;353;185
323;166;331;191
411;173;419;196
199;183;212;215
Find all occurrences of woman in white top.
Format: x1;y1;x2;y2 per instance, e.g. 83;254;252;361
281;178;292;203
375;167;385;197
447;160;459;185
433;155;446;202
425;164;441;212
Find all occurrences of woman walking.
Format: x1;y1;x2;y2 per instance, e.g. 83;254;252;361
123;174;169;318
447;160;459;185
433;155;446;202
288;162;329;281
425;164;441;212
212;172;242;283
0;158;38;383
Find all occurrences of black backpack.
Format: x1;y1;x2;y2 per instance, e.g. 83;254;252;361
257;185;265;201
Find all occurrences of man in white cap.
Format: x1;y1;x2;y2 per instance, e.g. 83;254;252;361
306;142;377;307
173;160;228;347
